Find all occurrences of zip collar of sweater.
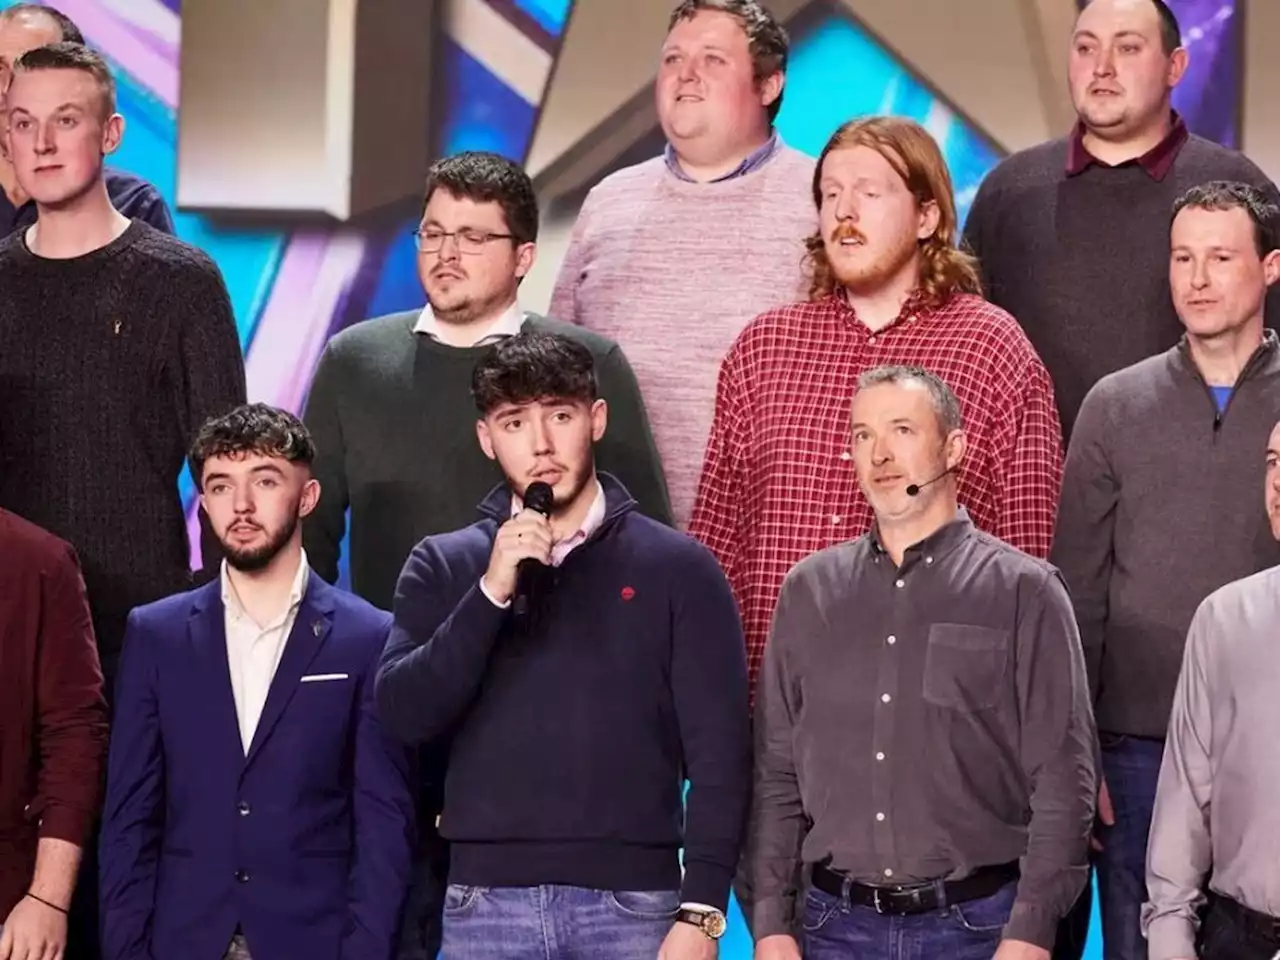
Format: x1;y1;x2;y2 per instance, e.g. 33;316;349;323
1171;327;1279;387
476;471;637;536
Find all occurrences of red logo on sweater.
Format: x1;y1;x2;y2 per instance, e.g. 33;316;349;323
620;586;636;601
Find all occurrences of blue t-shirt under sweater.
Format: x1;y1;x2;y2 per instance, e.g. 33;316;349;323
375;474;751;911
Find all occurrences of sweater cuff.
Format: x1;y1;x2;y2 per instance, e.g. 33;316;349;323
678;861;733;914
36;802;94;848
1002;902;1057;951
1144;914;1198;960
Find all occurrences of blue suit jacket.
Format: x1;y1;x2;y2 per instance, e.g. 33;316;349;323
99;571;415;960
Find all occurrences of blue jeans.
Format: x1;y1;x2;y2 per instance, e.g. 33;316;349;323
802;881;1017;960
1096;732;1165;960
440;884;677;959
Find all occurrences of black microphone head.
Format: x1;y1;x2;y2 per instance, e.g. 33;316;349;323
905;483;921;497
523;481;555;517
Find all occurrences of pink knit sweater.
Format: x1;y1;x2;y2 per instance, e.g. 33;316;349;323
549;145;817;527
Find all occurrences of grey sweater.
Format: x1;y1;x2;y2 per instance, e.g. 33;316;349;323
302;311;672;611
963;133;1280;440
1049;333;1280;737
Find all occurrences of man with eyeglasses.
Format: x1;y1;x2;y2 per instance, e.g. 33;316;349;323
302;149;669;960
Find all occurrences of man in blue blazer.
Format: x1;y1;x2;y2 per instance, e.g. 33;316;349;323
99;403;415;960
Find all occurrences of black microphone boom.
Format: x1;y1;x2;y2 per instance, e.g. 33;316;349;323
905;467;953;497
512;481;555;618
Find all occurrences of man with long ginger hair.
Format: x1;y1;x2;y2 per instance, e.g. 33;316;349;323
690;116;1064;699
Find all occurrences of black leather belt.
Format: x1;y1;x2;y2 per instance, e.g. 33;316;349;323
811;861;1020;915
1212;895;1280;945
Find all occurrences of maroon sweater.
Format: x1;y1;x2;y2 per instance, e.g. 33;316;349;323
0;508;108;919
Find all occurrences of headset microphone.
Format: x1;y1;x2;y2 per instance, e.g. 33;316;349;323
905;467;953;497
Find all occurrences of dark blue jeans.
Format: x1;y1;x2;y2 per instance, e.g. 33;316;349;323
802;881;1017;960
1096;732;1165;960
1200;897;1280;960
440;884;677;959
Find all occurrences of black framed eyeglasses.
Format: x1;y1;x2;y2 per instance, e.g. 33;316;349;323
413;227;515;255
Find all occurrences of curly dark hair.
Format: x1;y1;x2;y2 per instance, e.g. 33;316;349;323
471;332;598;415
422;151;539;246
189;403;316;489
1172;181;1279;257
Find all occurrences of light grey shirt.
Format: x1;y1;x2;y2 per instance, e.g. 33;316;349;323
1143;565;1280;960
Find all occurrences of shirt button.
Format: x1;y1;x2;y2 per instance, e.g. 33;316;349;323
876;812;886;822
925;556;934;565
831;515;841;524
876;752;885;761
237;801;251;817
840;451;851;461
887;635;896;645
881;693;891;703
884;868;894;878
895;579;905;588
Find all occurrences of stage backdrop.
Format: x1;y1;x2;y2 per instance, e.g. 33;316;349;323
7;1;1246;956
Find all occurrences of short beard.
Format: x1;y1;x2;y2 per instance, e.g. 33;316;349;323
223;513;299;573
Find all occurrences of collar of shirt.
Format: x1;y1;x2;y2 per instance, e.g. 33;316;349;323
834;287;931;336
413;299;525;347
664;131;780;183
221;548;310;629
1065;111;1188;181
511;480;607;567
869;508;974;571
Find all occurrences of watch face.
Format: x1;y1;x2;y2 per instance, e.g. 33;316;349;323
702;911;727;939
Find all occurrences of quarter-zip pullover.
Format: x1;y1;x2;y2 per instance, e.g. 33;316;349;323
1050;332;1280;737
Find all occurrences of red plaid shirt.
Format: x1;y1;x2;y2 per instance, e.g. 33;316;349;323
689;292;1064;695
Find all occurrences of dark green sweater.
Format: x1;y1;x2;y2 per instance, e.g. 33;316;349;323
302;311;671;611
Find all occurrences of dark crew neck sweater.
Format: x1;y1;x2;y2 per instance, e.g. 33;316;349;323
302;311;672;611
374;475;751;910
963;134;1280;439
1050;335;1280;738
0;221;246;664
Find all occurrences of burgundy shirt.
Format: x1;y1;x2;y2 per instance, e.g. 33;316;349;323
0;508;108;919
1065;111;1189;181
689;292;1064;697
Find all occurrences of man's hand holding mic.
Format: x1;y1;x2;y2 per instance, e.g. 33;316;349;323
482;510;554;605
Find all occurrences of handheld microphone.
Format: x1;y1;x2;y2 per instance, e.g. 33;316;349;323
905;467;953;497
512;481;555;619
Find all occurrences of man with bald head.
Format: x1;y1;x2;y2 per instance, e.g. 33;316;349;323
964;0;1280;442
0;3;172;235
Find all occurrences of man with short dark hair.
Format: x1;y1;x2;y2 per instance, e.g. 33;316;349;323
749;364;1096;960
304;151;669;959
0;510;107;960
964;0;1280;442
1051;180;1280;960
550;0;816;529
0;4;174;234
376;330;751;960
100;404;414;960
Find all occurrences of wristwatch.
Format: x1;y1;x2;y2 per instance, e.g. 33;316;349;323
675;906;728;940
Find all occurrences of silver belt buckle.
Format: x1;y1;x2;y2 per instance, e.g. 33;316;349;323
873;887;886;914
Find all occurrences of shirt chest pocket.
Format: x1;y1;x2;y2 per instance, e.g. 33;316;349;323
922;624;1010;713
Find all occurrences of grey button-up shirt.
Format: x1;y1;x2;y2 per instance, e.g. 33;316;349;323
1143;565;1280;960
749;511;1097;949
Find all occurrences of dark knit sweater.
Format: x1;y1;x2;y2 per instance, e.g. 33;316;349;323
963;134;1280;439
0;222;246;664
375;475;751;910
1049;334;1280;738
302;311;672;611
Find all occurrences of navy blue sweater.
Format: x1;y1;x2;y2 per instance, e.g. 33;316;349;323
375;474;751;910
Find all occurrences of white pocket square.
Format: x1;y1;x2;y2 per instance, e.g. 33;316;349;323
300;673;349;683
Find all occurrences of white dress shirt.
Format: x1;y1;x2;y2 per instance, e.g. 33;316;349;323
413;299;525;347
221;550;310;753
